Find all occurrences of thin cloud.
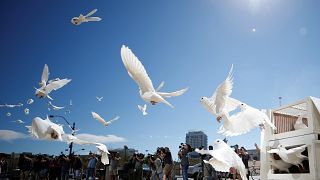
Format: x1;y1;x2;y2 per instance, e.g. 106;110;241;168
0;130;28;142
76;133;126;143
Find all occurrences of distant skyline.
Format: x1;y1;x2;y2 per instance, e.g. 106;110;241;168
1;0;320;160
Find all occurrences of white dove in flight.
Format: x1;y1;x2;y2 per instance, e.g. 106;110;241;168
120;45;188;108
0;103;23;108
12;119;25;124
270;156;292;173
26;116;65;141
35;64;71;100
71;9;102;25
27;99;34;105
94;143;110;165
48;101;65;110
91;112;119;127
267;144;308;168
195;139;247;180
217;103;277;136
24;108;30;115
96;97;104;102
200;65;241;122
138;104;148;116
294;114;307;130
65;135;110;165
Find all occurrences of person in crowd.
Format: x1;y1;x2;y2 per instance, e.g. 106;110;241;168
149;149;163;180
86;152;98;180
109;152;121;180
73;155;83;180
133;153;144;180
39;156;50;179
59;153;70;180
18;153;33;179
239;147;250;179
178;144;191;180
0;156;8;178
160;147;173;180
49;156;60;180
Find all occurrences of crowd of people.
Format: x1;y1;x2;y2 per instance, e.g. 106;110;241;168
0;142;260;180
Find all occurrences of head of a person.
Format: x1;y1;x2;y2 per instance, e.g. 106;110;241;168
89;152;94;157
160;148;166;158
240;147;247;154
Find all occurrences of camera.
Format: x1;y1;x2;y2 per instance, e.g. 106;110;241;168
146;153;156;162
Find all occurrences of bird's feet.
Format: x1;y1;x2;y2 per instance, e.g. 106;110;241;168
150;101;157;105
216;116;222;123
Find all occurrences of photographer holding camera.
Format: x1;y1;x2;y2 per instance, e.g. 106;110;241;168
178;143;191;180
109;152;121;180
149;149;163;180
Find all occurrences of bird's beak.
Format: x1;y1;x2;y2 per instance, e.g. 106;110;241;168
216;116;222;123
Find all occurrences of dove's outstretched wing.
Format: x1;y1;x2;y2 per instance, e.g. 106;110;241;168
86;17;102;22
91;112;107;125
121;45;155;94
41;64;49;86
45;79;71;94
218;104;275;136
158;88;188;98
211;65;235;113
85;9;97;17
156;81;165;91
66;135;92;145
108;116;120;124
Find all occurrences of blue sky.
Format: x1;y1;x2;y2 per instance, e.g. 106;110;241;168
0;0;319;160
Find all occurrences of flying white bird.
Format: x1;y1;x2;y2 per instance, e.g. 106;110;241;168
200;65;240;122
138;104;148;116
95;143;110;165
71;9;102;25
269;156;292;173
26;116;65;141
6;112;11;117
48;101;65;110
12;119;25;124
200;65;276;136
0;103;23;108
217;103;276;136
27;99;34;105
120;45;188;108
91;112;119;127
35;64;71;100
24;108;30;115
267;144;308;168
294;114;307;130
65;135;110;165
195;139;247;180
96;97;103;102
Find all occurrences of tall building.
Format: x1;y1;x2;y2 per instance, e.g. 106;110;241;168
186;131;208;149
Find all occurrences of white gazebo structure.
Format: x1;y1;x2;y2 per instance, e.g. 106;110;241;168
260;96;320;180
